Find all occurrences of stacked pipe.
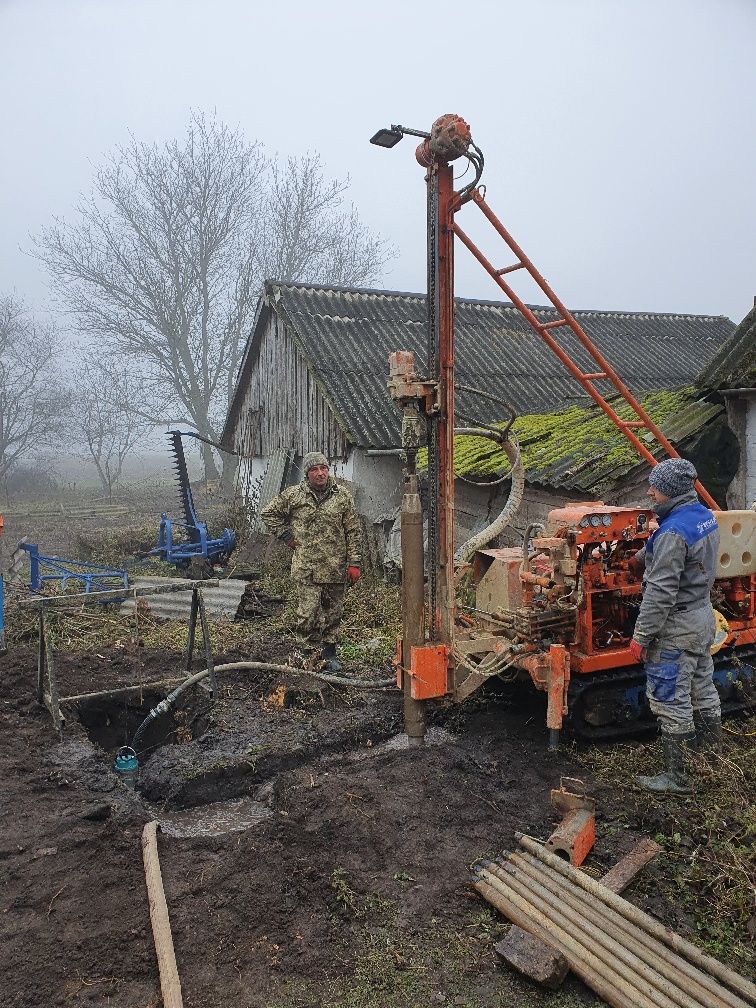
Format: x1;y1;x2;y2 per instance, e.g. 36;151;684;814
471;835;756;1008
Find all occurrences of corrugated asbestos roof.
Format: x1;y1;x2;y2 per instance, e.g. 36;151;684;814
696;305;756;390
449;389;723;495
266;282;735;449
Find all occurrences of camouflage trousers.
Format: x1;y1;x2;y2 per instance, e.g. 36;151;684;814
290;579;346;649
643;606;721;736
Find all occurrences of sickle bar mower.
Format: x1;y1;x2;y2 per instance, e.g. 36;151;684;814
150;431;235;572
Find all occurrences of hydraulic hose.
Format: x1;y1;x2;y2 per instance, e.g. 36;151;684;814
520;521;546;578
455;433;525;562
131;661;395;752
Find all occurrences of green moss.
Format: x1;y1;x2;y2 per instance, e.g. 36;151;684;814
419;388;699;485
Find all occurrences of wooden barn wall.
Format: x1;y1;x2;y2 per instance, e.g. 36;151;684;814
231;310;349;462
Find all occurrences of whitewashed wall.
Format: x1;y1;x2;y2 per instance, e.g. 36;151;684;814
723;393;756;509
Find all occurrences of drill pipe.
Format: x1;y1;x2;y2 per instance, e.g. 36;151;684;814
517;834;756;1005
400;473;426;743
506;853;743;1008
473;875;664;1008
485;860;744;1008
476;865;696;1008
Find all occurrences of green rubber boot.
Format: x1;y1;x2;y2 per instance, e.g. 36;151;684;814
691;710;722;753
635;732;694;794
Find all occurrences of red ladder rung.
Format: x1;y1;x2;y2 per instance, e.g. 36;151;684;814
495;262;525;276
582;372;608;380
539;318;568;331
621;421;647;429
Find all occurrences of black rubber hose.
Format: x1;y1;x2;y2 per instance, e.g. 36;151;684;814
130;661;396;752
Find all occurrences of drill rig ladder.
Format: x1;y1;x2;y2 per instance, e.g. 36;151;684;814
451;189;718;510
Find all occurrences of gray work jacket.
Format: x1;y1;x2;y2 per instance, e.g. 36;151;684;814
632;490;719;647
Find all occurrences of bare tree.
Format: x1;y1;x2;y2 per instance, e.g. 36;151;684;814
36;112;394;481
0;296;69;483
68;351;156;499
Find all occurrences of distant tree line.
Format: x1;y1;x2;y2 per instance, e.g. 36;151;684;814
11;110;394;494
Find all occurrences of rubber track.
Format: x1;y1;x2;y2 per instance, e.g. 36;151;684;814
565;645;756;740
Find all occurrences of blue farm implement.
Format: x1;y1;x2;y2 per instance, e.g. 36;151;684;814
21;543;128;595
150;431;235;572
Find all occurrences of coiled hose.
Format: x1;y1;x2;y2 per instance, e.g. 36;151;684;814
455;433;525;563
131;660;395;752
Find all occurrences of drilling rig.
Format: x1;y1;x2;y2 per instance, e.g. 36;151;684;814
371;114;756;748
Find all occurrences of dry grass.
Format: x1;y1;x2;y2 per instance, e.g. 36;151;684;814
578;723;756;973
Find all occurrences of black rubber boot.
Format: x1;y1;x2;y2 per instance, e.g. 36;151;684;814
635;732;694;794
320;643;342;673
691;710;723;753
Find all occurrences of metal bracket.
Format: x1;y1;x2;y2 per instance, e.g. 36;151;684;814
546;777;596;866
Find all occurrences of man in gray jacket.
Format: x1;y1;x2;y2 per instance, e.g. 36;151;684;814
629;458;721;794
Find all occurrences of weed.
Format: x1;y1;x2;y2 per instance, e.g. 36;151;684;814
578;720;756;974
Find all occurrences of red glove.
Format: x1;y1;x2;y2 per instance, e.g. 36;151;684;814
629;639;645;664
346;566;361;585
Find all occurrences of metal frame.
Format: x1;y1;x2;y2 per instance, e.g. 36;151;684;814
21;543;128;594
150;431;235;569
26;580;218;732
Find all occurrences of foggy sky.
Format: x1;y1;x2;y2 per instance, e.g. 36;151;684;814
1;0;755;327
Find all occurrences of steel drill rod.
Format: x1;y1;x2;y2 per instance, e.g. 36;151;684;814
400;473;426;743
476;866;699;1008
473;875;668;1008
489;859;742;1008
517;834;756;1005
473;878;641;1008
507;853;746;1008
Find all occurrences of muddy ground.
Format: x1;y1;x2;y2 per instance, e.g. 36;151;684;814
5;623;748;1008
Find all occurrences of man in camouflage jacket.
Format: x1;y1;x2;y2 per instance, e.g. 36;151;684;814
629;458;721;795
260;452;361;669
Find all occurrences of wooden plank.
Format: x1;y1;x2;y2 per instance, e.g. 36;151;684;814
598;838;662;895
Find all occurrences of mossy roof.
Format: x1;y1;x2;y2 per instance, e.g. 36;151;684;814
423;389;723;495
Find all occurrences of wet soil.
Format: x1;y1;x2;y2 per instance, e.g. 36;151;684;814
0;641;711;1008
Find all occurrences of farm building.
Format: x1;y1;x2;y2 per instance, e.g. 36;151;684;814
696;302;756;509
221;281;739;550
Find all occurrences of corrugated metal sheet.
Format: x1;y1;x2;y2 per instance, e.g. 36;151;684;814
267;282;735;449
120;577;249;622
254;449;293;530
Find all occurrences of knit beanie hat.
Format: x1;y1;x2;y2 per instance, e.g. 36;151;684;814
303;451;329;474
648;458;697;498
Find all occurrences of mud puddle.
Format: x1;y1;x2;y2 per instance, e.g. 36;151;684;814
368;725;456;752
157;795;273;837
